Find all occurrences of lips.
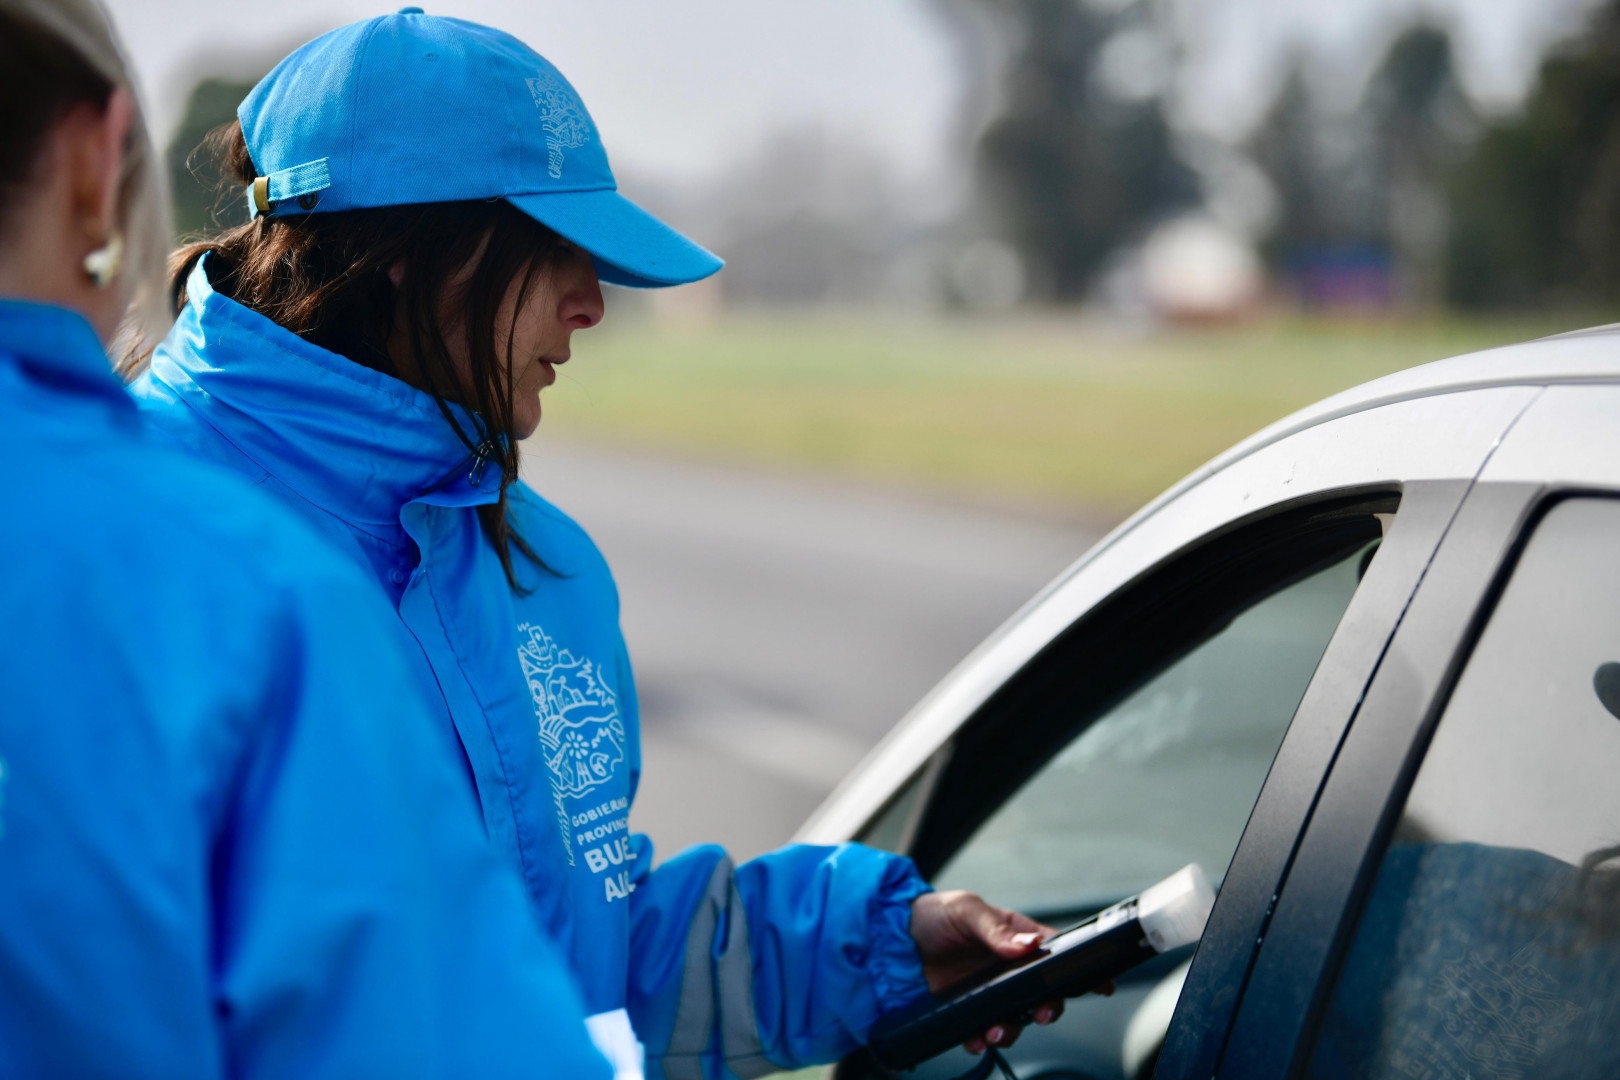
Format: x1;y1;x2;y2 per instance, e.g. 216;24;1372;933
536;353;568;388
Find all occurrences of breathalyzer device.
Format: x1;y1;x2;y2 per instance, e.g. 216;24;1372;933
867;863;1215;1072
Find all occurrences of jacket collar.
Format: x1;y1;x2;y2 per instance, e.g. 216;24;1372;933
0;297;129;409
149;256;502;530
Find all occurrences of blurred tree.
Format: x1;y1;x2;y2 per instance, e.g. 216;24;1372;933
1251;24;1473;309
167;77;256;237
1364;26;1476;306
944;0;1198;302
1249;64;1342;262
1447;0;1620;310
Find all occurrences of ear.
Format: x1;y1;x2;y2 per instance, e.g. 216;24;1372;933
68;86;134;242
387;259;407;288
96;87;134;237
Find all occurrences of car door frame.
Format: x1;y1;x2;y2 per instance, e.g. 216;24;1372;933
838;477;1484;1080
1179;380;1620;1078
1202;479;1550;1079
1153;476;1480;1078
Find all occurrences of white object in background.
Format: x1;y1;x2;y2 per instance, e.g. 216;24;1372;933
585;1008;646;1080
1138;216;1263;320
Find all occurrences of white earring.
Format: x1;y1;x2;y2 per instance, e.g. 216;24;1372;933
83;232;125;288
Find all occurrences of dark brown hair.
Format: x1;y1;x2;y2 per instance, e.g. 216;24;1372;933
154;121;564;589
0;8;112;231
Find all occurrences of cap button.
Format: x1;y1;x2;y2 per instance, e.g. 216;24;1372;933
398;6;424;13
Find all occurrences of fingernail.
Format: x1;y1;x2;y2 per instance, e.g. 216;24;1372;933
1011;932;1038;947
1035;1007;1052;1024
988;1027;1005;1044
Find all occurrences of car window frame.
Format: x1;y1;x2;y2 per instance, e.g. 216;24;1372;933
839;481;1476;1080
1207;480;1551;1080
802;387;1541;853
904;489;1397;889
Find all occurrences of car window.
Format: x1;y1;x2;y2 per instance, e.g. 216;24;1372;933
1306;497;1620;1080
932;535;1379;917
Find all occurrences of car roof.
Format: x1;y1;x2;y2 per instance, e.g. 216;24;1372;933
1215;324;1620;484
1129;325;1620;545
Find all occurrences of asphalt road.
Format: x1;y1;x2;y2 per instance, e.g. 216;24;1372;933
520;441;1112;862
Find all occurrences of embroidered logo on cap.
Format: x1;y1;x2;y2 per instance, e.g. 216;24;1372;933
526;72;591;179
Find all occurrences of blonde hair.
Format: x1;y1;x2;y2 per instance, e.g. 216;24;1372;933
0;0;172;346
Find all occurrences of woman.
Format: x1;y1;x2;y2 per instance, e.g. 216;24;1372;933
0;1;609;1075
134;11;1067;1077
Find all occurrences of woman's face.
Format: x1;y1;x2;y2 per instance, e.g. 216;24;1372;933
393;235;604;440
496;242;604;438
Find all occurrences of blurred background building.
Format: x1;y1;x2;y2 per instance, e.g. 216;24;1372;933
107;0;1620;859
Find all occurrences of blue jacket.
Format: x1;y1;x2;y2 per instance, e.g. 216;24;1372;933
0;297;610;1079
133;256;934;1079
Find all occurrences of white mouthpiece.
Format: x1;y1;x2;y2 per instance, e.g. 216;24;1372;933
1136;863;1214;953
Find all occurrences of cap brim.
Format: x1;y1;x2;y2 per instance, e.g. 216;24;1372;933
506;189;723;289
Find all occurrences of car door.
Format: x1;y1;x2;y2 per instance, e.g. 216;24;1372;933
833;481;1464;1080
1211;386;1620;1080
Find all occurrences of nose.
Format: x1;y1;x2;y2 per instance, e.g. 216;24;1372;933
560;258;605;331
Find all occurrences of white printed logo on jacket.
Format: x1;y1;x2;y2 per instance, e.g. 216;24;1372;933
517;623;634;899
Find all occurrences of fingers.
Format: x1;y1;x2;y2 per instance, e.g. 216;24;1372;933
916;896;1060;994
996;907;1055;956
914;891;1056;965
969;899;1052;959
963;1022;1026;1054
963;997;1069;1056
964;897;1017;953
1004;907;1055;938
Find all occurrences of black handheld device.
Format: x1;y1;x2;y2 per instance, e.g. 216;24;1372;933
867;864;1214;1072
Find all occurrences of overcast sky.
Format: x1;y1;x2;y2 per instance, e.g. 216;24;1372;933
102;0;1596;192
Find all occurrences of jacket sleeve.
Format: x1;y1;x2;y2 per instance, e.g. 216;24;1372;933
626;839;934;1080
217;552;613;1080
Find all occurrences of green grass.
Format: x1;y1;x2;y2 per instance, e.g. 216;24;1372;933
539;311;1576;514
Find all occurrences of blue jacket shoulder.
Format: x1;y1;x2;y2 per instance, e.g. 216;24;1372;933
508;478;621;611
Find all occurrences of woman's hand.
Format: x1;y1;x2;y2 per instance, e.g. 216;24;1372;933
908;890;1112;1054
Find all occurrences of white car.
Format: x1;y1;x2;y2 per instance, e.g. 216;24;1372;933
801;328;1620;1080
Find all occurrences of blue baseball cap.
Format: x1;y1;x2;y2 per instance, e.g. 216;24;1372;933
238;7;722;288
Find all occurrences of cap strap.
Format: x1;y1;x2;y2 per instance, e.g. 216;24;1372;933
245;157;332;219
